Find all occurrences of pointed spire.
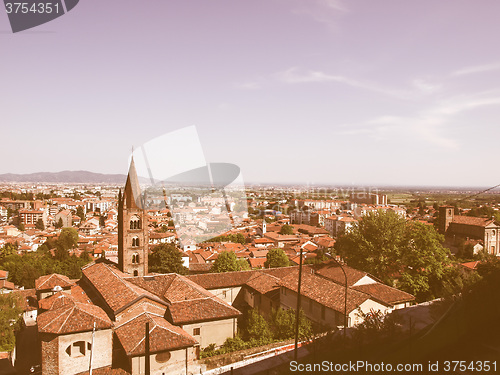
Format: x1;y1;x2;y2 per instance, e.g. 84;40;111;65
123;157;143;209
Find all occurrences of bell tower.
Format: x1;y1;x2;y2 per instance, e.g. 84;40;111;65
118;158;148;276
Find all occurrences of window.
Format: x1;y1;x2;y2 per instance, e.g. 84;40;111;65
130;216;141;230
193;328;200;335
65;341;89;357
132;253;139;264
133;270;139;277
222;290;227;298
155;352;171;363
132;237;139;247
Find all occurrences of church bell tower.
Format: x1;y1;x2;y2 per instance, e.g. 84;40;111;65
118;158;148;276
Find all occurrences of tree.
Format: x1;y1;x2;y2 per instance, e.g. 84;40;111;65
243;309;273;343
264;248;289;268
17;222;25;231
211;251;248;273
35;219;45;231
58;228;79;250
0;293;22;352
336;210;451;301
148;243;188;275
99;215;105;227
76;206;85;222
279;224;294;235
270;307;312;340
55;217;63;229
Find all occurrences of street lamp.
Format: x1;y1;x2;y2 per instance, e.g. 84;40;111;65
330;257;348;342
294;246;304;361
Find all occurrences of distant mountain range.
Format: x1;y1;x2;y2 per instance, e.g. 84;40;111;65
0;171;129;184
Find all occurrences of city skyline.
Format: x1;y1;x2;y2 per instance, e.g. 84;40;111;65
2;1;500;187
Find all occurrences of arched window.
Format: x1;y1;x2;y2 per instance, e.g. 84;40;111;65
132;237;139;247
132;253;139;264
133;270;138;277
130;216;141;230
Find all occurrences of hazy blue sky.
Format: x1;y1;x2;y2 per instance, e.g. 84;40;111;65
1;0;500;187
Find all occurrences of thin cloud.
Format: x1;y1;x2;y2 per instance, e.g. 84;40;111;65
452;62;500;76
276;67;412;98
340;92;500;150
235;81;262;90
289;0;348;28
412;78;442;94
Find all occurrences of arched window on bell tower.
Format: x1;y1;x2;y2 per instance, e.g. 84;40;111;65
130;216;141;230
132;253;139;264
132;237;139;247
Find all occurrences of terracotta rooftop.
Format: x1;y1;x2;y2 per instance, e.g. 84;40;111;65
82;262;167;313
245;273;280;295
451;216;498;227
127;274;241;324
313;262;372;286
279;270;370;314
38;302;113;334
114;313;197;356
35;273;74;291
352;283;415;306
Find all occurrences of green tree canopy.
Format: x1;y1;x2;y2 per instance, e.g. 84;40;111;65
35;219;45;231
264;248;290;268
76;206;85;222
148;243;188;275
335;210;451;301
211;251;249;273
0;293;22;351
58;228;79;250
55;217;63;228
279;224;294;235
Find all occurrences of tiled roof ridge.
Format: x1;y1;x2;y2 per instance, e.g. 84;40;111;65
37;273;71;290
124;313;192;354
39;305;74;333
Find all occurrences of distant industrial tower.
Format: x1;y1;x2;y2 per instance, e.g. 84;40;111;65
118;158;149;276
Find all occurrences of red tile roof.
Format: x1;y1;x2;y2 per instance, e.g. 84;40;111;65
114;313;197;356
35;274;74;291
38;302;113;334
352;283;415;306
280;270;370;313
82;263;167;314
452;216;497;227
127;274;241;324
313;262;371;286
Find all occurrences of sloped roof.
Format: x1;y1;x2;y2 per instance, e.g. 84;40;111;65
313;262;371;287
451;216;498;227
168;297;241;325
115;312;197;356
352;283;415;306
123;158;143;210
127;274;241;324
38;302;113;334
82;263;167;313
38;291;78;311
35;274;74;291
279;270;370;314
245;273;280;295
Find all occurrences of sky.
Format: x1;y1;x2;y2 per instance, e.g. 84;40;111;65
1;0;500;187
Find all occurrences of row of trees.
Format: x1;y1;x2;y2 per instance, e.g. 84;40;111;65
201;308;312;358
335;210;465;302
0;228;91;288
